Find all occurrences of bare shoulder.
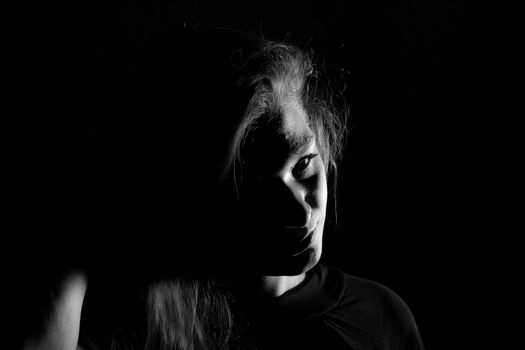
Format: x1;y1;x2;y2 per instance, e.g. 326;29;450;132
22;272;88;350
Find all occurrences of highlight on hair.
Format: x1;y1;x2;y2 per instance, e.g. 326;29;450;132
144;276;235;350
224;40;348;194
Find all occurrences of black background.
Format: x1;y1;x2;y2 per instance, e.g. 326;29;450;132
3;1;523;348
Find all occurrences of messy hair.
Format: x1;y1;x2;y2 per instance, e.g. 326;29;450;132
225;40;348;194
99;276;238;350
144;277;235;350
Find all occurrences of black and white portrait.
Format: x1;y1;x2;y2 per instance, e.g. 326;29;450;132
4;1;521;349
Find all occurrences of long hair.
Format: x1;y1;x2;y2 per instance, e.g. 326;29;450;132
143;276;235;350
91;276;238;350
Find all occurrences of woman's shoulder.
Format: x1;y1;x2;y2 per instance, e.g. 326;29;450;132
321;264;413;317
320;264;425;349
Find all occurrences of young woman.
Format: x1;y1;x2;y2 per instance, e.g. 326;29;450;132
17;26;424;350
210;30;426;350
112;25;424;349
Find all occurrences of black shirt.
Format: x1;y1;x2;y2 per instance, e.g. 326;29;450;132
240;264;425;350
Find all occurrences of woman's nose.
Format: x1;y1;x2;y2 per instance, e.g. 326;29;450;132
276;178;312;228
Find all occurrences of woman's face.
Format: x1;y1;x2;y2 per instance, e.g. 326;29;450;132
238;99;328;276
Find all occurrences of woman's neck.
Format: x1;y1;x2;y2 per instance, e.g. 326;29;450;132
256;274;306;298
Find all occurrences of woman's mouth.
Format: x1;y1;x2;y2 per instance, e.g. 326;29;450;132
290;230;314;256
286;222;317;255
251;221;318;256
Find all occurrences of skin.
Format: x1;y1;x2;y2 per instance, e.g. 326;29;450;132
239;98;328;297
22;272;87;350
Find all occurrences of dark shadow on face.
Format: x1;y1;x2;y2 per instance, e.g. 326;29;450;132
232;99;328;276
86;27;328;279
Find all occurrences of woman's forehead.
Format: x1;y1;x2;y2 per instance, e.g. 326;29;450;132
279;99;315;150
241;100;315;171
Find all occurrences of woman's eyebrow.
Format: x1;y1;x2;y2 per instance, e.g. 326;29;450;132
289;134;316;155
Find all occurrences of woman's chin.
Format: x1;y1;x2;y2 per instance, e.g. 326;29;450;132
255;246;321;276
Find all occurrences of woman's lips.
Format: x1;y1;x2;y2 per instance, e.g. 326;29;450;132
285;221;318;241
290;230;314;256
285;227;310;241
286;222;318;255
251;221;318;255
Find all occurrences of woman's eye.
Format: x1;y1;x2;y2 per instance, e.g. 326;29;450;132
292;154;319;178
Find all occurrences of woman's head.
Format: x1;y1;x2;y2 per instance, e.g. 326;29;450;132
225;41;346;185
100;26;347;276
218;39;348;276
